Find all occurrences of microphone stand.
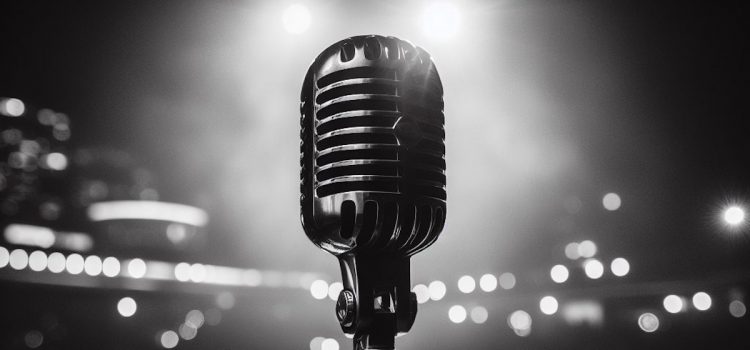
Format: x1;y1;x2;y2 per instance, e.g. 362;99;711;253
336;254;417;350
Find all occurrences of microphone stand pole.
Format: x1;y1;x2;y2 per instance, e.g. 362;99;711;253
336;254;417;350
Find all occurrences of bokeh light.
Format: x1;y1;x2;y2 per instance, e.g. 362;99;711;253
470;306;488;324
84;255;103;276
479;274;497;292
638;312;659;332
692;292;711;311
583;259;604;279
328;281;343;301
185;310;205;328
310;279;328;300
429;280;447;301
178;323;197;340
24;330;43;348
174;262;191;282
0;247;9;268
128;258;147;278
508;310;532;337
550;264;569;283
498;272;516;290
282;4;311;34
159;330;179;349
564;242;580;260
448;305;467;323
578;240;597;258
47;252;66;273
102;257;121;277
729;300;746;318
663;295;684;313
28;251;47;272
610;257;630;277
44;152;68;170
117;297;137;317
602;192;621;211
9;249;28;270
309;337;325;350
1;98;25;117
413;284;430;304
188;263;206;282
320;338;339;350
457;275;476;293
539;296;559;315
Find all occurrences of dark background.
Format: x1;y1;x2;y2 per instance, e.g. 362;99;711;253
1;0;749;349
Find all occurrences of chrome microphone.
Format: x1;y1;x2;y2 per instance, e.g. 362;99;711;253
300;35;446;349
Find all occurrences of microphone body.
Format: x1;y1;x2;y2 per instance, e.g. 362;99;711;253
300;35;446;349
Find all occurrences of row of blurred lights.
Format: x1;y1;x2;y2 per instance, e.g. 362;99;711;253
0;246;325;290
281;2;461;40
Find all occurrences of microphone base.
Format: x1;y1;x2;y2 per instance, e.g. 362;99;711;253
336;253;417;350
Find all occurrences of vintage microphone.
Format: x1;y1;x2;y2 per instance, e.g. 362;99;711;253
300;35;446;350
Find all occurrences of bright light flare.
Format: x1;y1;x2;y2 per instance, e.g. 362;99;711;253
310;279;328;300
282;4;311;34
583;259;604;279
723;206;745;226
413;284;430;304
479;274;497;292
421;2;461;40
1;98;25;117
429;280;447;300
610;257;630;277
602;192;621;211
508;310;532;337
159;330;179;349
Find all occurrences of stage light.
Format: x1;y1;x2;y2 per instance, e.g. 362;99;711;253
448;305;467;323
470;306;488;324
4;224;55;249
729;300;746;318
429;280;447;301
282;4;311;34
159;330;179;349
498;272;516;290
127;258;147;278
479;273;498;292
508;310;532;337
540;296;559;315
457;275;476;293
723;206;745;226
602;192;621;211
610;257;630;277
0;247;9;268
84;255;103;276
9;249;28;270
638;312;659;333
663;295;684;313
310;279;328;300
583;259;604;279
117;297;137;317
692;292;711;311
421;2;461;40
564;242;580;260
550;264;569;283
413;284;430;304
577;240;597;258
328;281;343;301
320;338;339;350
47;252;66;273
102;257;121;277
87;201;208;227
1;97;25;117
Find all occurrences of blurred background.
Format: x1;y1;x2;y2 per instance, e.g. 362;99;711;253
0;0;748;349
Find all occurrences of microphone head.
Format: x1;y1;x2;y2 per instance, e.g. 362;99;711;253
300;35;446;257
